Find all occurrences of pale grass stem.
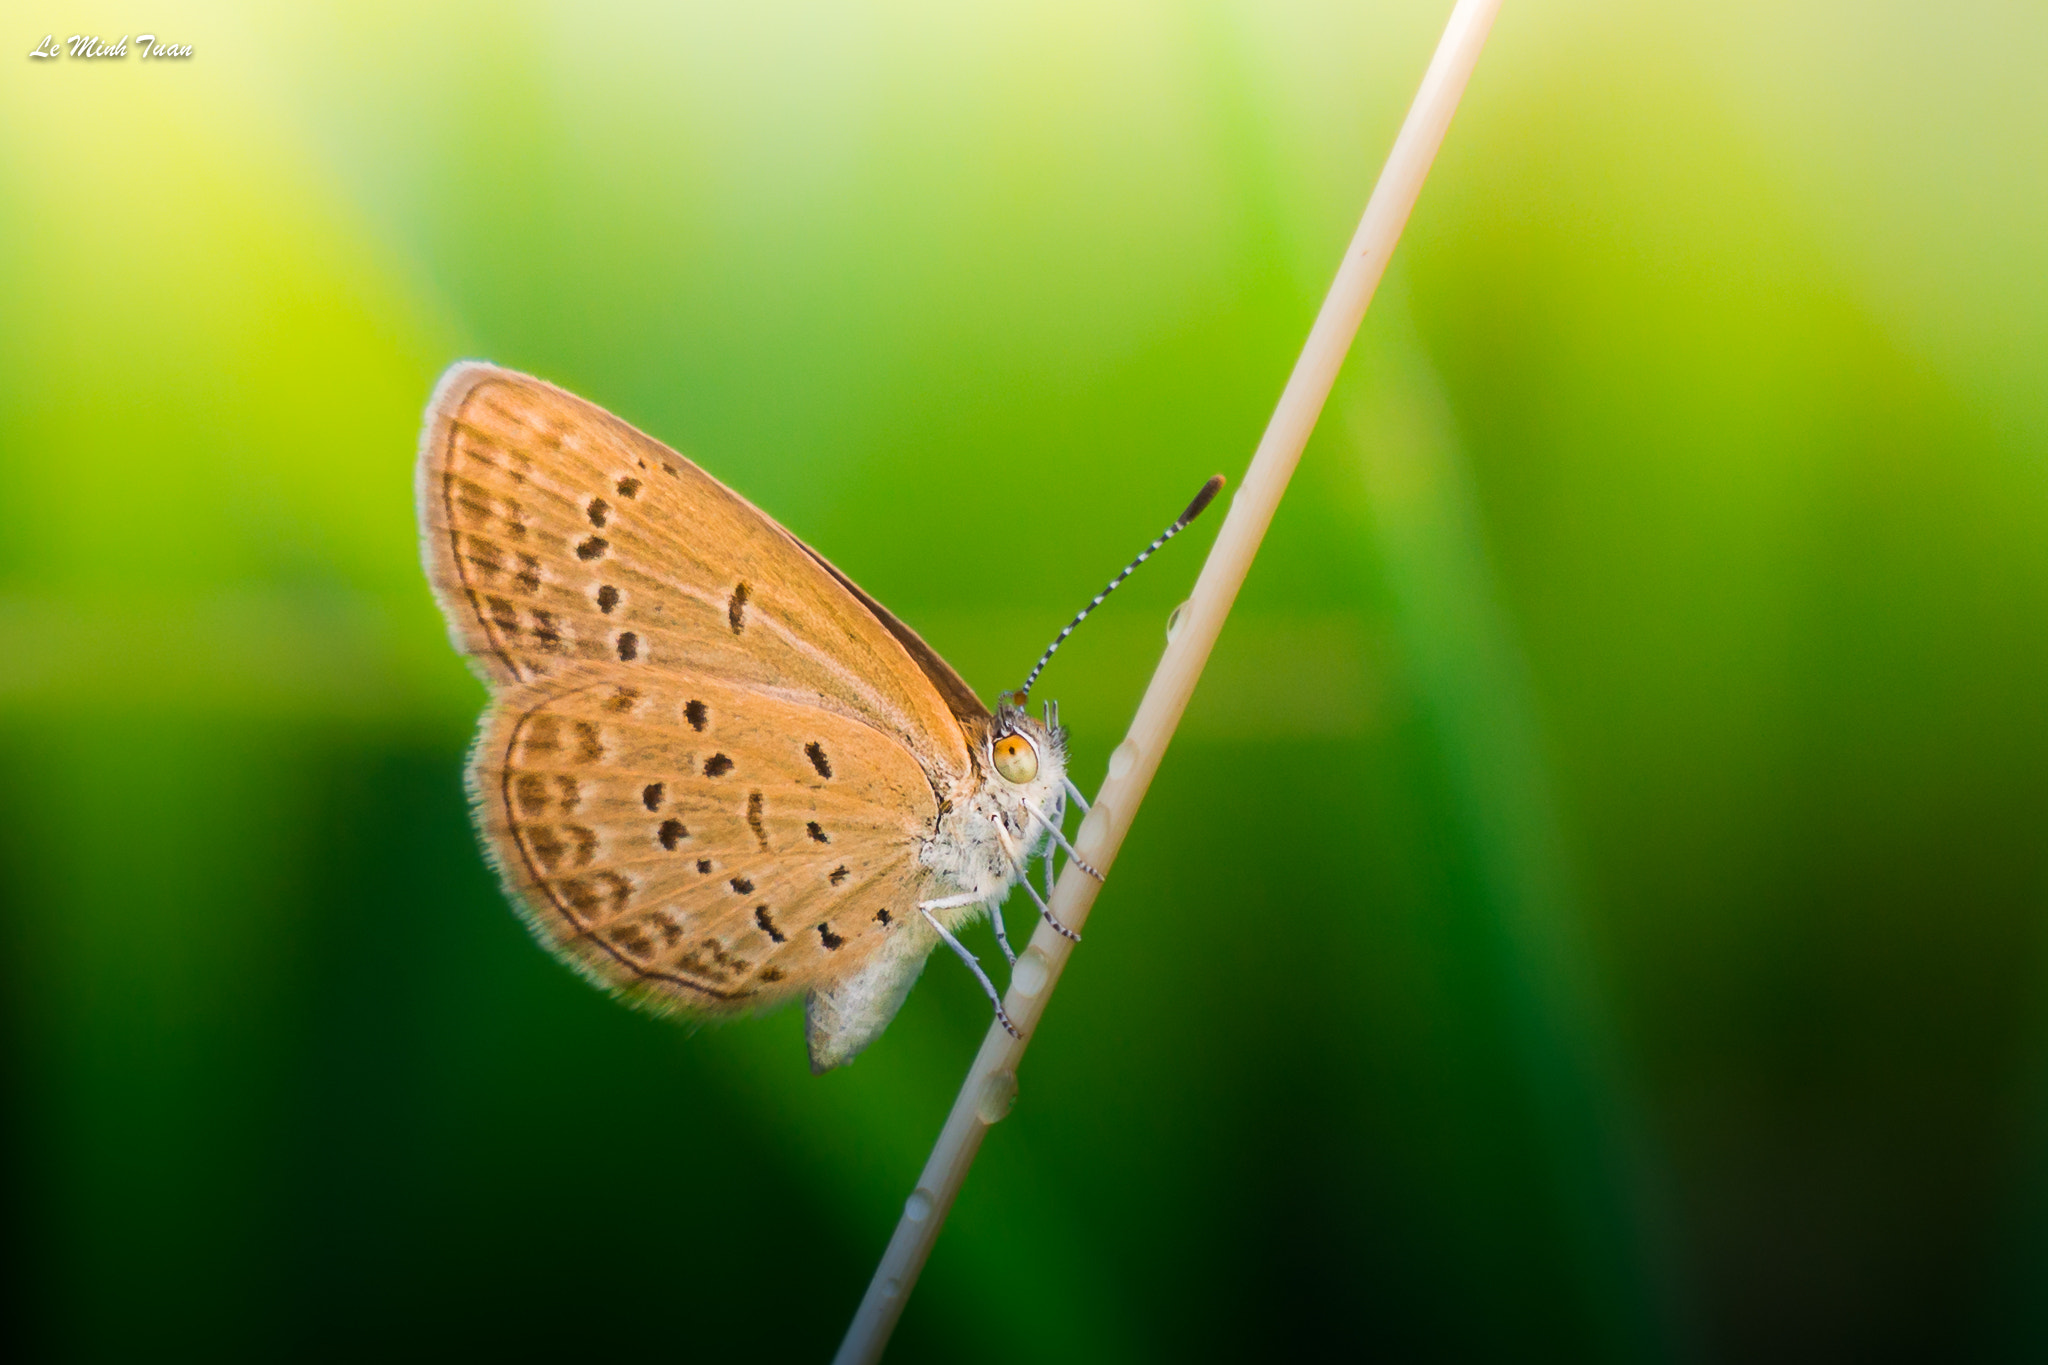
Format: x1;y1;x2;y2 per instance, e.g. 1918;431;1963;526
833;3;1503;1358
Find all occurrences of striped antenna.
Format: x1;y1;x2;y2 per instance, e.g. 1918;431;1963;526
1016;474;1225;703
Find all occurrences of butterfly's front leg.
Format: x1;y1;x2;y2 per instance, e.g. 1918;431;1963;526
1035;790;1065;903
1022;796;1103;882
973;812;1038;960
987;809;1080;943
1013;861;1079;942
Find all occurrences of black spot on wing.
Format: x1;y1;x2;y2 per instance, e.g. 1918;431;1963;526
529;608;563;653
610;923;655;960
485;595;518;635
513;773;547;815
805;742;832;779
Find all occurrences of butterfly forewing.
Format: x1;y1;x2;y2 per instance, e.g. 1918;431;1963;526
418;364;973;783
475;664;937;1014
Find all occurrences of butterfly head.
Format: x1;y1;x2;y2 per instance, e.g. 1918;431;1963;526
987;696;1068;805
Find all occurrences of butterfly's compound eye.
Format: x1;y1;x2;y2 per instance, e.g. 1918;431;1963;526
992;734;1039;785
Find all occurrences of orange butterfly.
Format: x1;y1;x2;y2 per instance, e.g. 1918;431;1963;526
417;364;1212;1069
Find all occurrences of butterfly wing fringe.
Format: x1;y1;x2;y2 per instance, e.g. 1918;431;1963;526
418;360;525;691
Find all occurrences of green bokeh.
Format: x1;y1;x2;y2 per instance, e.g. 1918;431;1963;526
6;3;2047;1360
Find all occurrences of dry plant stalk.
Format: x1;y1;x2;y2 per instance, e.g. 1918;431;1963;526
834;3;1503;1358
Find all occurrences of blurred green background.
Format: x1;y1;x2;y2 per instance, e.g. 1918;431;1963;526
6;2;2048;1359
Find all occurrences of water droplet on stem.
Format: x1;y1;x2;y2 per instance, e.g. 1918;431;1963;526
1011;947;1050;997
977;1070;1019;1124
1166;599;1191;642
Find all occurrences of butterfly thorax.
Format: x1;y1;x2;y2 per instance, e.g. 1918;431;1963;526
918;706;1069;924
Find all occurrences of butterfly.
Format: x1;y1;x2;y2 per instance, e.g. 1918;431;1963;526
417;363;1215;1070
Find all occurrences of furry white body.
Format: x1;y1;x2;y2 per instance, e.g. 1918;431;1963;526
921;717;1068;913
803;712;1067;1070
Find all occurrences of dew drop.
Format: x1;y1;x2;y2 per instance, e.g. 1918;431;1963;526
903;1189;934;1223
1166;598;1191;643
882;1278;903;1300
976;1070;1019;1125
1107;739;1139;781
1010;947;1050;998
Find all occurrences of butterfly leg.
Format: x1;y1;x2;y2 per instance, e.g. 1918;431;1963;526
1040;790;1066;904
1023;797;1104;881
1016;869;1080;942
989;809;1080;942
920;889;1016;962
1062;775;1092;814
921;906;1021;1039
987;895;1018;968
978;821;1024;965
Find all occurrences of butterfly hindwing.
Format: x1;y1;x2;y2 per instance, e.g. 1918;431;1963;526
472;664;939;1016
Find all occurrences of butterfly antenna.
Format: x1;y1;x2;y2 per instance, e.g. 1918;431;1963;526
1016;474;1225;703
